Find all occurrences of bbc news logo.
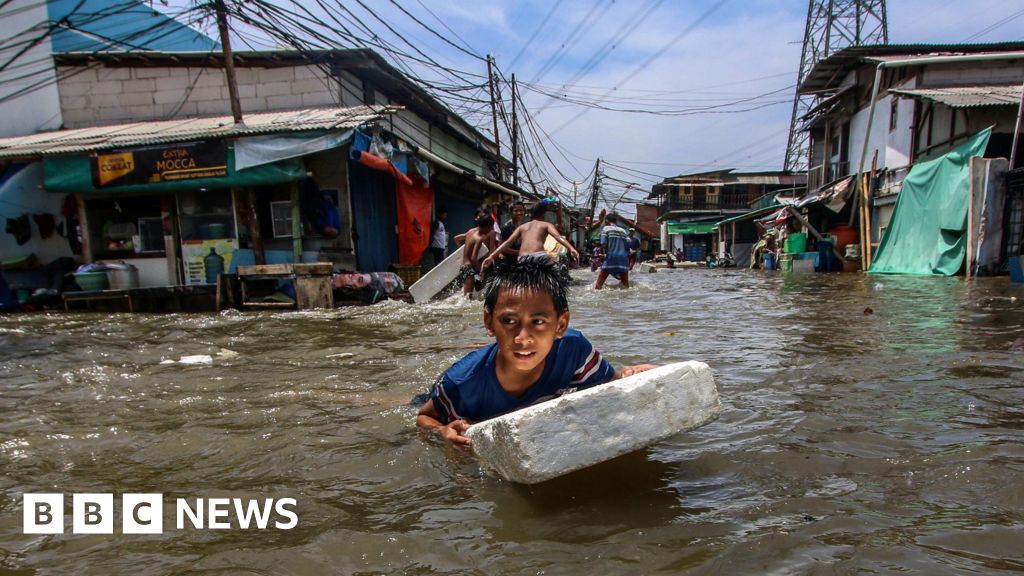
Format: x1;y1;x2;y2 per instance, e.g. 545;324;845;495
23;494;298;534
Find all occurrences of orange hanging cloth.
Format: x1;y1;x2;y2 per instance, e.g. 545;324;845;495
352;150;432;265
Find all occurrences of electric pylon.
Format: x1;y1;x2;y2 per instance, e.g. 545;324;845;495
783;0;888;172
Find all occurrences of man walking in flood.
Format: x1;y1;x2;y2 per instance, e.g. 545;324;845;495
595;213;630;289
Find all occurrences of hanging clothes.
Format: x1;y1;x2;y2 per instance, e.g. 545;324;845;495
5;213;31;245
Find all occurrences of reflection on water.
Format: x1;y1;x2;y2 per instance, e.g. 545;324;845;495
1;269;1023;574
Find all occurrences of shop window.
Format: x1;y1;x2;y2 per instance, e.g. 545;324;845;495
271;201;293;238
86;196;165;257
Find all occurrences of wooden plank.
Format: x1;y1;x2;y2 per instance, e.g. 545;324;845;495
293;262;333;275
237;264;293;276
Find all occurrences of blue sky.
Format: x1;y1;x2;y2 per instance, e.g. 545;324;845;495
166;0;1024;213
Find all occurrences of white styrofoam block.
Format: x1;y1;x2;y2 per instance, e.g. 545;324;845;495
466;361;720;484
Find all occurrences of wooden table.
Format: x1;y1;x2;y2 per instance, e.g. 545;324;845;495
63;289;134;312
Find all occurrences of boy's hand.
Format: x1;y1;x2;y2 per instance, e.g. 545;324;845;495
569;247;579;262
441;419;472;445
621;364;657;378
481;255;495;270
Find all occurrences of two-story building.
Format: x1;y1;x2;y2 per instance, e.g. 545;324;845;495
797;41;1024;274
648;169;806;261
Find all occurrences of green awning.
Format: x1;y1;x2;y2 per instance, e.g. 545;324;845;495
43;148;305;194
667;221;717;235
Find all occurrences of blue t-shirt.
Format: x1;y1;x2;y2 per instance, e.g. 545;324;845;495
429;328;615;424
601;225;630;273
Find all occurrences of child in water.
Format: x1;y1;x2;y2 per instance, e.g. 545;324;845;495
416;258;656;445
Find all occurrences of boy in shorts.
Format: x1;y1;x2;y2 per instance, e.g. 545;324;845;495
416;258;655;445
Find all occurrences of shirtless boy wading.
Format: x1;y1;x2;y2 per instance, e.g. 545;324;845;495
483;202;578;269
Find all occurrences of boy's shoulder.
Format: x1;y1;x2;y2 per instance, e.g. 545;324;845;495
444;344;495;385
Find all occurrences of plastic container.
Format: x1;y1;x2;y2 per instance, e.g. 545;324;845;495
829;225;858;251
762;252;777;270
106;263;139;289
779;253;794;272
73;271;109;291
784;232;807;254
204;247;224;284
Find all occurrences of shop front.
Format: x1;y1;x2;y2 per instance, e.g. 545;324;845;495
43;140;305;288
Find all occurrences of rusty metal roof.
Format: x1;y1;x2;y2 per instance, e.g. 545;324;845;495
0;105;395;159
890;85;1023;108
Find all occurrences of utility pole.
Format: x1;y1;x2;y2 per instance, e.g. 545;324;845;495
214;0;243;125
588;158;601;224
486;55;502;180
511;73;519;187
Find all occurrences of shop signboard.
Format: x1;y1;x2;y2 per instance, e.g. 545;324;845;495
181;238;237;285
92;141;228;188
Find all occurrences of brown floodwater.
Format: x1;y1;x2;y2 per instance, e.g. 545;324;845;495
1;268;1023;574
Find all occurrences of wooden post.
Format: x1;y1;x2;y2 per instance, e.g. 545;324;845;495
290;180;302;264
246;187;264;265
865;152;878;269
214;0;243;125
75;193;92;263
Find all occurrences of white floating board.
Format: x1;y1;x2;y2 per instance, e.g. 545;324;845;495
466;361;720;484
409;244;488;303
637;262;657;273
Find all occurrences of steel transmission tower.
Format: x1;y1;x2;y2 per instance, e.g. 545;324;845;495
783;0;888;172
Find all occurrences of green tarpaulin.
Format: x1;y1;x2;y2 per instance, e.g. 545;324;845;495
869;127;992;276
667;221;718;235
43;148;305;194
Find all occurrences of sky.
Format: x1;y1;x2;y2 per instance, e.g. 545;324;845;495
162;0;1024;215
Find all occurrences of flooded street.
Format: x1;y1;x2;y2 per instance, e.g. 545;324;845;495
2;269;1023;574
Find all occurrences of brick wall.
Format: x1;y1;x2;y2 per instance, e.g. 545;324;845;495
57;64;339;127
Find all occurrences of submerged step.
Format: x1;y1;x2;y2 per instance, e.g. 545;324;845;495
466;361;720;484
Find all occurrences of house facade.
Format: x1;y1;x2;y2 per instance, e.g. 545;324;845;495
798;42;1024;270
0;47;515;296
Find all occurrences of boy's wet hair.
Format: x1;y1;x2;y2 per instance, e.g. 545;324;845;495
482;258;570;314
476;215;494;229
530;201;549;219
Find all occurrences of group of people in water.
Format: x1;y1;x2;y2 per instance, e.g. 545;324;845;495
427;199;642;297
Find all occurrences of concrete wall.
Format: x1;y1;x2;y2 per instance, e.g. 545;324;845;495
0;1;63;137
57;64;340;127
922;61;1024;87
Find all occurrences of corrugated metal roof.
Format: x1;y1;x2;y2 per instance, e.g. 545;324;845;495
799;42;1024;93
890;85;1023;108
0;105;395;159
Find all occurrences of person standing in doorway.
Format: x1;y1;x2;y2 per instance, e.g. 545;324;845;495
428;207;448;268
595;214;630;289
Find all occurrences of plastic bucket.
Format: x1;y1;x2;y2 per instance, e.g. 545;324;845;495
784;232;807;254
73;272;109;291
763;252;777;270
